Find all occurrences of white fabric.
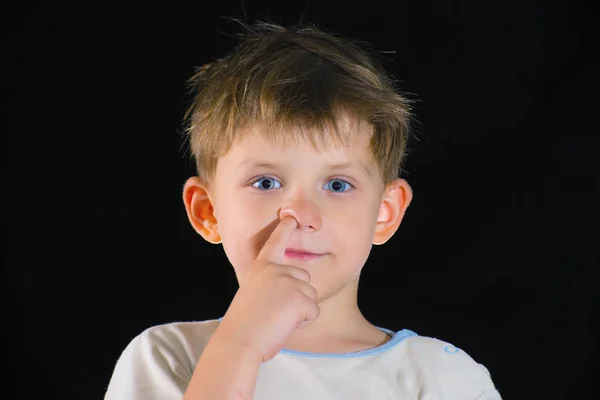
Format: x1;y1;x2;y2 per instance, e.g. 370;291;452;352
104;319;502;400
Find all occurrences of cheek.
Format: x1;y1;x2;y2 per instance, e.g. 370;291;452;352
327;199;379;250
329;195;380;228
217;198;275;272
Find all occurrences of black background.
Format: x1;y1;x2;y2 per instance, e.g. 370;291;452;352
3;1;598;399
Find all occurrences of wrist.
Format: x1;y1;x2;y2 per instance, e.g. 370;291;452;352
210;323;264;364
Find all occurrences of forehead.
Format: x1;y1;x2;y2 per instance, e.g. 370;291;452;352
217;126;378;184
230;115;374;155
211;119;385;187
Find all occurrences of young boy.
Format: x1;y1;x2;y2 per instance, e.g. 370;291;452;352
105;21;501;400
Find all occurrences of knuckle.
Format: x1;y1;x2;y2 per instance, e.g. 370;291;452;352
302;269;311;282
290;287;307;303
265;262;283;275
289;266;310;282
264;262;276;271
278;273;298;290
313;304;321;317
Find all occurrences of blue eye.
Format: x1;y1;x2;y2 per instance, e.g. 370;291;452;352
252;177;282;190
324;179;352;193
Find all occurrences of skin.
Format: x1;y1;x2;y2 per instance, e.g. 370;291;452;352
182;121;413;355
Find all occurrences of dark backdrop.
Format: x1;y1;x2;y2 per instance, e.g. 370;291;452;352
3;1;598;399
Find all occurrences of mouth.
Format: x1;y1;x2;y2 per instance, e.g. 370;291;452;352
284;248;325;261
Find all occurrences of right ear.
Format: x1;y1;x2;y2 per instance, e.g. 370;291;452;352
182;176;221;244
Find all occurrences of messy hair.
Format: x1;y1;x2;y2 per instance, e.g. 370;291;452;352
183;21;414;186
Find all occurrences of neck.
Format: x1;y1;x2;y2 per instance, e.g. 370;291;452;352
282;277;388;354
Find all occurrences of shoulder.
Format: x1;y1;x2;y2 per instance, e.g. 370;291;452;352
399;334;502;399
104;319;220;400
126;319;221;371
134;319;220;354
403;334;489;372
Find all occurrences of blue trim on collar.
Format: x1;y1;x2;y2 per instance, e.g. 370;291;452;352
216;318;418;358
278;327;418;358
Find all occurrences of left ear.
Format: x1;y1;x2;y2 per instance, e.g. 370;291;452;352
373;178;413;245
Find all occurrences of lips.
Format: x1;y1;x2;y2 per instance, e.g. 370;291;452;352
284;248;325;261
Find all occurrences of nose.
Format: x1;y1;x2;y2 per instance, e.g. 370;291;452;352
278;191;322;232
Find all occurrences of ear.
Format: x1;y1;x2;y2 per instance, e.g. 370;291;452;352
182;176;221;244
373;178;413;245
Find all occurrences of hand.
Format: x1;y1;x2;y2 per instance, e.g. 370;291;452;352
215;216;321;362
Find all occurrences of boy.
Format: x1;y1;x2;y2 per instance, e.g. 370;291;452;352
105;21;501;399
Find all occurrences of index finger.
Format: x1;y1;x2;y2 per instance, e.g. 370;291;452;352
256;216;298;265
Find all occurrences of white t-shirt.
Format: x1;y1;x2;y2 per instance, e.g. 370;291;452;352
104;319;502;400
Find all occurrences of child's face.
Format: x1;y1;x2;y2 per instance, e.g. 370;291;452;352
199;123;409;303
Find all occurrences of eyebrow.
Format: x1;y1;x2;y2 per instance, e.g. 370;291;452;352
239;160;372;177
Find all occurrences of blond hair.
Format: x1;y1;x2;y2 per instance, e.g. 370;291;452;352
183;21;414;185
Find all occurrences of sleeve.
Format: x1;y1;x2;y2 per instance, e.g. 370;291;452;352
104;328;193;400
476;388;503;399
473;363;502;399
474;363;502;399
405;336;502;400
